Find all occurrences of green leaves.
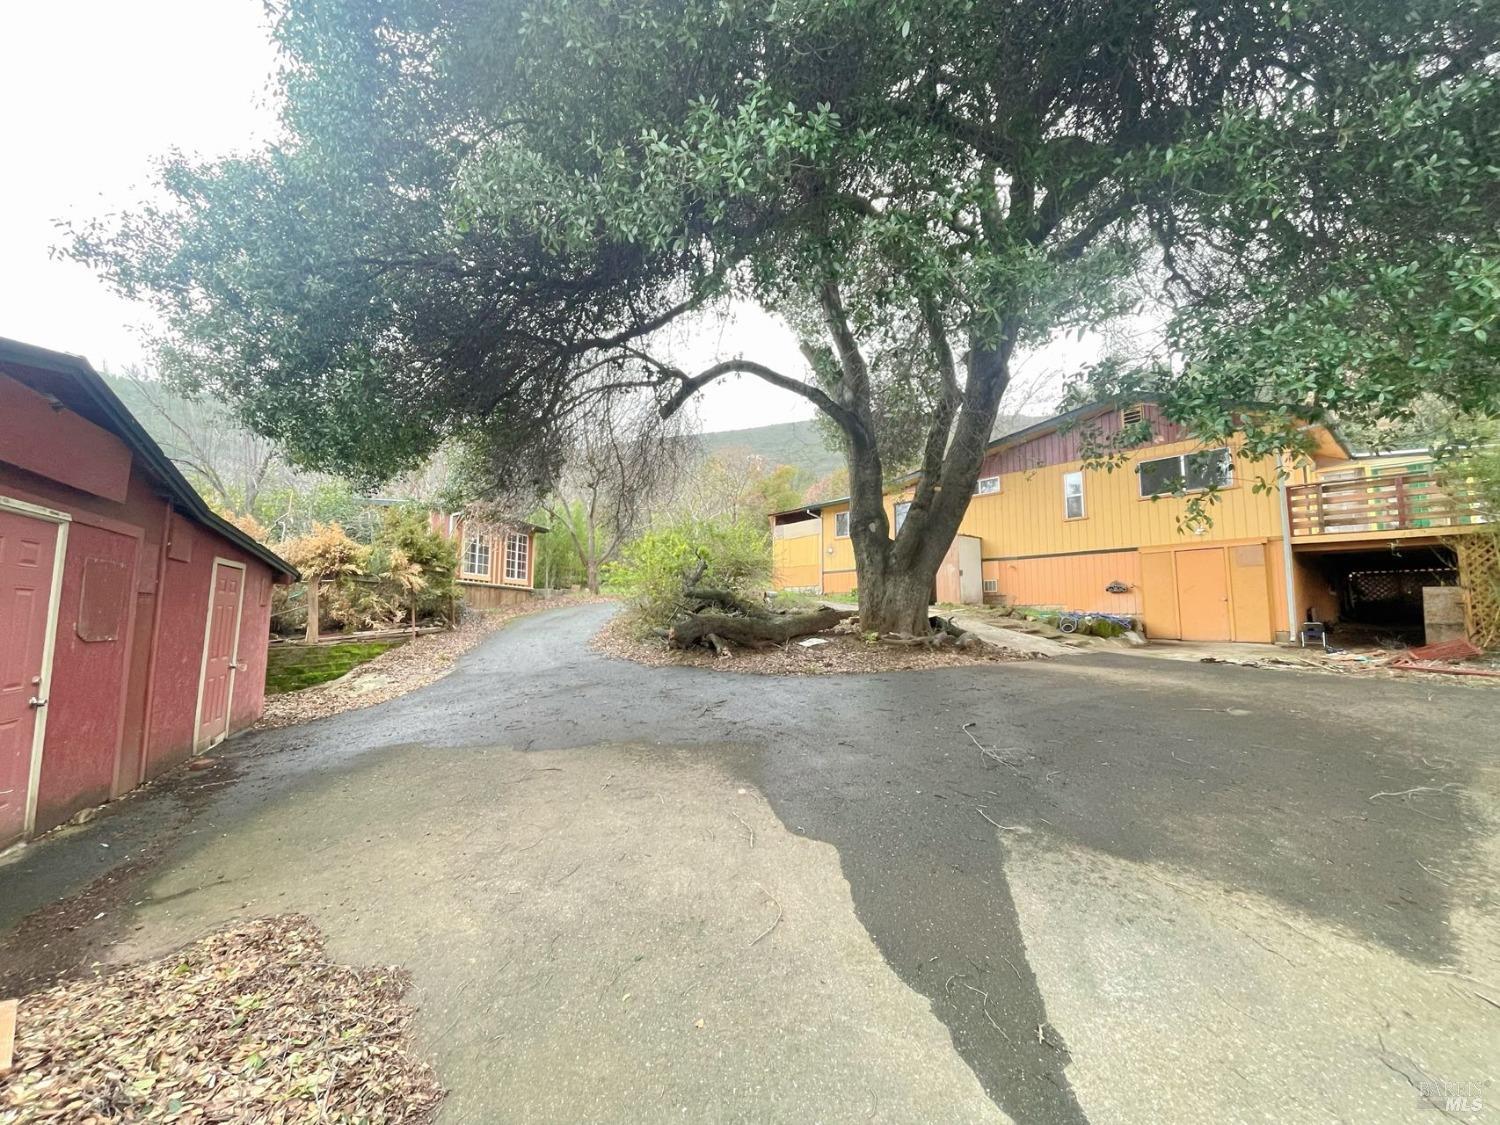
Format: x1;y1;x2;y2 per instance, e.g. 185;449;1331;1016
65;0;1500;490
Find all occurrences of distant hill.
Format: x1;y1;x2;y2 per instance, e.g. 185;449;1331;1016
694;412;1054;482
695;420;846;479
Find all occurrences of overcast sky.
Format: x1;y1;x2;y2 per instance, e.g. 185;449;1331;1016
0;2;1078;434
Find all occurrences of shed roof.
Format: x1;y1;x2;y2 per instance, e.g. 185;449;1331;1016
0;336;299;579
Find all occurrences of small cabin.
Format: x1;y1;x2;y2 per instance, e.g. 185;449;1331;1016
430;512;544;610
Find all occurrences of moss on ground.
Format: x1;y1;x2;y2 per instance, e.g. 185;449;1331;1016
265;641;402;694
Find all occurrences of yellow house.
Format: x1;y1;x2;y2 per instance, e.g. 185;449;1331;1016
771;400;1488;644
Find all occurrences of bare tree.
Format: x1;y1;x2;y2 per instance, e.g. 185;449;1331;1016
540;390;690;594
109;367;283;515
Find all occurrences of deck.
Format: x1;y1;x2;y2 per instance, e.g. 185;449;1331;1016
1287;470;1487;542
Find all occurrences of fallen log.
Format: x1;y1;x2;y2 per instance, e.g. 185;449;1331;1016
668;606;855;649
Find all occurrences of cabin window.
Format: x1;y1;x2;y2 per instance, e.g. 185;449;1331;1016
893;501;912;533
974;475;1000;496
982;578;999;594
1138;448;1233;497
462;534;491;577
504;531;529;582
834;511;850;538
1063;471;1086;520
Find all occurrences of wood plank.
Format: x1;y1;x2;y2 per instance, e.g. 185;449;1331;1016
0;997;16;1076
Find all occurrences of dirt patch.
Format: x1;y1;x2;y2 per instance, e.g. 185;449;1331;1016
591;615;1029;675
257;595;611;729
2;915;442;1123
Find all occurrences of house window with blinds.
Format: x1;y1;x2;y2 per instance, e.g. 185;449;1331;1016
1138;448;1233;497
504;531;529;582
462;535;491;578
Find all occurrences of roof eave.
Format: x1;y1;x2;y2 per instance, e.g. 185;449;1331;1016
0;338;300;580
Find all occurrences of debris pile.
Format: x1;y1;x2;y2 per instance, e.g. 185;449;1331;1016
1;915;443;1123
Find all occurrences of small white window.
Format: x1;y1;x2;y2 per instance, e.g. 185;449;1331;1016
893;501;912;533
834;511;850;538
463;535;491;577
504;531;529;582
974;476;1000;496
1063;471;1085;519
982;578;998;594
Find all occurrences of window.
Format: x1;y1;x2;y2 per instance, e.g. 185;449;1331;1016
893;501;912;533
462;534;491;577
504;531;529;582
974;475;1000;496
1063;471;1085;519
1138;448;1233;497
834;511;850;538
982;578;998;594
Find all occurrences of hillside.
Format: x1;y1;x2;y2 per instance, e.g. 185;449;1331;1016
694;412;1054;482
695;420;846;478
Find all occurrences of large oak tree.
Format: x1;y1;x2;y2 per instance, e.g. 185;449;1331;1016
70;0;1499;633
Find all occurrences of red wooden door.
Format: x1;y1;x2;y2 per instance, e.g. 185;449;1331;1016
0;508;60;845
196;562;244;750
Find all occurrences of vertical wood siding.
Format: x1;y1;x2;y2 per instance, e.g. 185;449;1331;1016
986;551;1142;614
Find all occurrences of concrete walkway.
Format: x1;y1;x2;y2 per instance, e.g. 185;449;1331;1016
2;602;1497;1124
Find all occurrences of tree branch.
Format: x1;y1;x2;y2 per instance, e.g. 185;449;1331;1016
655;357;866;439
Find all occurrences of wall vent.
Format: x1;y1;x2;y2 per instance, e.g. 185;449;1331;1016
1120;404;1146;426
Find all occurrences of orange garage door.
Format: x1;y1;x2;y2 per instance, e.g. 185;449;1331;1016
1142;543;1276;643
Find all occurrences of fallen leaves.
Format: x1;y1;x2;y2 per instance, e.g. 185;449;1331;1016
1;916;442;1123
591;616;1023;676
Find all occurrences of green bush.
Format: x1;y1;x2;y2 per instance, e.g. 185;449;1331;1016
608;519;771;632
368;505;459;623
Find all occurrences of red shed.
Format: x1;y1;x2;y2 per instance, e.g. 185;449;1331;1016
0;337;297;849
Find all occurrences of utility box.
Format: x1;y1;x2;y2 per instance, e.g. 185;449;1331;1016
1422;586;1470;645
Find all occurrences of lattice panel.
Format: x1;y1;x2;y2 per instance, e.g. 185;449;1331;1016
1456;534;1500;650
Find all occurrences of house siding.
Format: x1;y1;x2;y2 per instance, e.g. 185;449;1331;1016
782;404;1348;642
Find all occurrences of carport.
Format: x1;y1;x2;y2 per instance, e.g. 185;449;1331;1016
1291;542;1458;645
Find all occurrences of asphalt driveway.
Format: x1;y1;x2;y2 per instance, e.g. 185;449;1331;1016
2;602;1497;1123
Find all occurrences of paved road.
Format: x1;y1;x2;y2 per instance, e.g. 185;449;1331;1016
2;603;1497;1123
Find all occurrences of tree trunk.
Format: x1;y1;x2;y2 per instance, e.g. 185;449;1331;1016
859;568;937;636
669;606;853;649
586;559;600;595
843;326;1016;635
304;579;320;644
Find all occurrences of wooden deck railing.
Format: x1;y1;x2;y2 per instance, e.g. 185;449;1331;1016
1286;471;1487;538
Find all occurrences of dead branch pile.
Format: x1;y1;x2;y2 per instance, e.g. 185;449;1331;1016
2;915;442;1123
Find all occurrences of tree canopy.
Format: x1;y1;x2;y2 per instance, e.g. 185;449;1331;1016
68;0;1500;631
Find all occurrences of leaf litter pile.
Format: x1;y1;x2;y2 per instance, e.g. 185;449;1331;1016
1;915;442;1123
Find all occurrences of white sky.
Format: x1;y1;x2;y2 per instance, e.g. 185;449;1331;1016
0;2;1076;435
